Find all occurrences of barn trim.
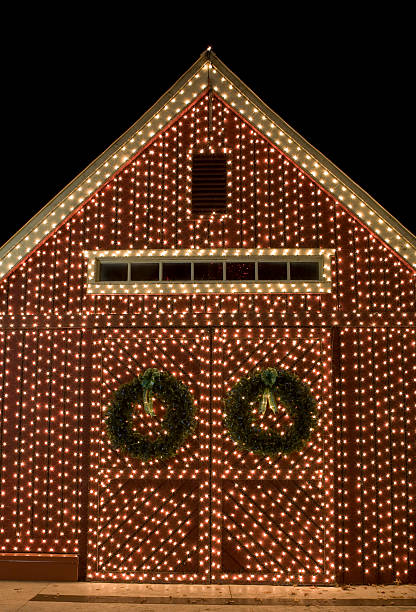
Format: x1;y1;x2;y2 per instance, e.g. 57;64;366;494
0;49;415;280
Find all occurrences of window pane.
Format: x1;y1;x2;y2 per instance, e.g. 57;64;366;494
194;262;223;281
162;262;192;281
99;262;128;281
226;262;255;280
258;261;287;280
290;261;320;280
131;263;159;281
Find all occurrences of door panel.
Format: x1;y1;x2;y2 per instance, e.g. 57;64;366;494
97;478;200;575
88;328;211;582
220;479;325;577
211;328;333;584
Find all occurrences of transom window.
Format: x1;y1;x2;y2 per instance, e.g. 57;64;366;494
98;259;321;283
85;249;334;294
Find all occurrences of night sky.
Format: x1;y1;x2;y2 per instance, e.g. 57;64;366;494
3;9;414;249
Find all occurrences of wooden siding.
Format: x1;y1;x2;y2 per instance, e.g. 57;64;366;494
0;93;414;317
0;91;415;585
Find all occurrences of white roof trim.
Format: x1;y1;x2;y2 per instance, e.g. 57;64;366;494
0;50;415;279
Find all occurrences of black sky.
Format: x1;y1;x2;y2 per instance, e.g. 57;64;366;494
3;8;415;248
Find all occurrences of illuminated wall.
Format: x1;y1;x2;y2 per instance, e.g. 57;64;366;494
0;91;414;584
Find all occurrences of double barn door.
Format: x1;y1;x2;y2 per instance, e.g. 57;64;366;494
88;327;333;584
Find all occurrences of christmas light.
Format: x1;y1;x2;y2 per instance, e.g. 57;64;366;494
0;56;414;586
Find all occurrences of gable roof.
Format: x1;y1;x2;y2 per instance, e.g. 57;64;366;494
1;49;415;279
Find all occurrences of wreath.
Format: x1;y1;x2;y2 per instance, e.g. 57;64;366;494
223;367;318;457
106;368;196;462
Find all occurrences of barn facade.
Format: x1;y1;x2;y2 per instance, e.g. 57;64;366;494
0;50;415;585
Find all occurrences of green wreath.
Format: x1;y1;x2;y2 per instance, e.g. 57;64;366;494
223;367;318;457
106;368;196;461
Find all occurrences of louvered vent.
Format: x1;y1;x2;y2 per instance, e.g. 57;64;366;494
191;153;227;214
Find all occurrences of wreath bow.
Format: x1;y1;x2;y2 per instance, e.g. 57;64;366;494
259;367;278;414
141;368;160;416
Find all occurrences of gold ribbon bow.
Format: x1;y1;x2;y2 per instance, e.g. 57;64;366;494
141;368;160;416
259;368;279;415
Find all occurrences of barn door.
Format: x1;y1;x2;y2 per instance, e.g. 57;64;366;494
88;326;333;584
88;328;212;582
211;328;334;584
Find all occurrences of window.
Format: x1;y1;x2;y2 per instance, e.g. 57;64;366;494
87;249;334;294
191;154;227;215
130;263;159;281
194;262;223;281
226;262;255;281
98;260;321;283
290;261;320;281
162;262;192;281
99;262;128;281
258;261;288;280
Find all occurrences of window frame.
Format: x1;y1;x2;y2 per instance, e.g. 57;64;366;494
85;249;334;294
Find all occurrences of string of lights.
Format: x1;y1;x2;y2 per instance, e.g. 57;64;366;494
0;55;414;585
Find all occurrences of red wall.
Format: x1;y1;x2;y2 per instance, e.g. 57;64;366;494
0;91;415;584
0;93;414;317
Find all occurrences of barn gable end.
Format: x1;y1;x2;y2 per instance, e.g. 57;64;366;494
0;50;415;284
0;87;415;318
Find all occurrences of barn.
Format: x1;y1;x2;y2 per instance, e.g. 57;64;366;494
0;49;415;586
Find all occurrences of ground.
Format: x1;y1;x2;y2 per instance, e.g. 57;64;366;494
0;582;415;611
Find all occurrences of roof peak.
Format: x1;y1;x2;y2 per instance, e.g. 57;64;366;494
0;52;415;277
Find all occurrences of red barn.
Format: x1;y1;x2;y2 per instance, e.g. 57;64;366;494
0;50;415;586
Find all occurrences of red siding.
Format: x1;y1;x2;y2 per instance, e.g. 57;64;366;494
0;91;415;584
0;329;88;555
0;93;414;316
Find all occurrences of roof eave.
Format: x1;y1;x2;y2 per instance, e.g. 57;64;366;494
0;50;210;267
209;51;416;257
0;48;415;278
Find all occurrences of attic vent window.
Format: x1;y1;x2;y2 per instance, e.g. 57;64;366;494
192;153;227;214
